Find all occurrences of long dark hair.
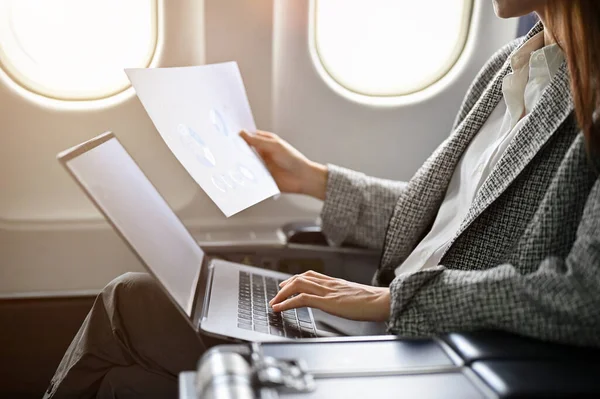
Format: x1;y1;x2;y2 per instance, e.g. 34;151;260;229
548;0;600;156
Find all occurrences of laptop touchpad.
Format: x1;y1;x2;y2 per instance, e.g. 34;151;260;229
311;308;387;336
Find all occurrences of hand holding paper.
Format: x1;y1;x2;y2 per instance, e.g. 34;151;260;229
125;62;280;217
240;130;328;200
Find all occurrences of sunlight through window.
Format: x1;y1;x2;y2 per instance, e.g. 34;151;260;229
313;0;472;97
0;0;157;100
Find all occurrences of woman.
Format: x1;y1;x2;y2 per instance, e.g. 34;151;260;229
46;0;600;397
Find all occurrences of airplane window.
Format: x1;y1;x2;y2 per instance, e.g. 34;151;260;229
0;0;157;100
312;0;473;97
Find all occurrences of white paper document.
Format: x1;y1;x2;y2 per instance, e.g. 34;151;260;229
125;62;280;217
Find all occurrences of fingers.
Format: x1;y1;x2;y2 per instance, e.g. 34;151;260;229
280;270;334;287
239;129;278;148
269;276;328;307
255;130;276;138
272;293;320;312
270;271;339;313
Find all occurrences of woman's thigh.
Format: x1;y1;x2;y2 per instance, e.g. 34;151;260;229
97;365;178;399
101;272;207;374
47;272;225;398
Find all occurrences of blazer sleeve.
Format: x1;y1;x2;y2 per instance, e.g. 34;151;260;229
386;178;600;347
319;164;406;250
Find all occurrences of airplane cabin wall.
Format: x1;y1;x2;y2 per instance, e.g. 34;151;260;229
0;0;519;295
272;1;518;184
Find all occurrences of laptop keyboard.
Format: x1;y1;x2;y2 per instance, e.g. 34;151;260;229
237;271;317;338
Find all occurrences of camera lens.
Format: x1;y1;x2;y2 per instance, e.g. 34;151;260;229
196;351;255;399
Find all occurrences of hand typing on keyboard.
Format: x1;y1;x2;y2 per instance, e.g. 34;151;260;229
269;270;391;322
237;271;317;338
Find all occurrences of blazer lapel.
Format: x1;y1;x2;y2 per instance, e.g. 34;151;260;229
379;62;510;272
378;23;548;277
445;63;574;253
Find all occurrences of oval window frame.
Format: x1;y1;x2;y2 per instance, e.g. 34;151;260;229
0;0;159;101
310;0;474;100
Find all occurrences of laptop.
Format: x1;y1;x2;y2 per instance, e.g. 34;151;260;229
57;131;342;342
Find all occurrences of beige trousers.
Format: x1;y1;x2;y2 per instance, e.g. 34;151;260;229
44;272;218;399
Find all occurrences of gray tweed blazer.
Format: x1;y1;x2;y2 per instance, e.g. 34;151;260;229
319;23;600;347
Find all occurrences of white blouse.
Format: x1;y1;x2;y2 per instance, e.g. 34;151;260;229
395;32;565;276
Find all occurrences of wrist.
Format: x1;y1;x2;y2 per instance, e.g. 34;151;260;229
303;161;328;200
377;288;391;322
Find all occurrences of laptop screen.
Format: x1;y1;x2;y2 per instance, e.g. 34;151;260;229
63;135;204;316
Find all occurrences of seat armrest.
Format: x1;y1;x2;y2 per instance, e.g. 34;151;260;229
442;330;600;364
281;221;367;249
281;221;329;245
472;360;600;398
